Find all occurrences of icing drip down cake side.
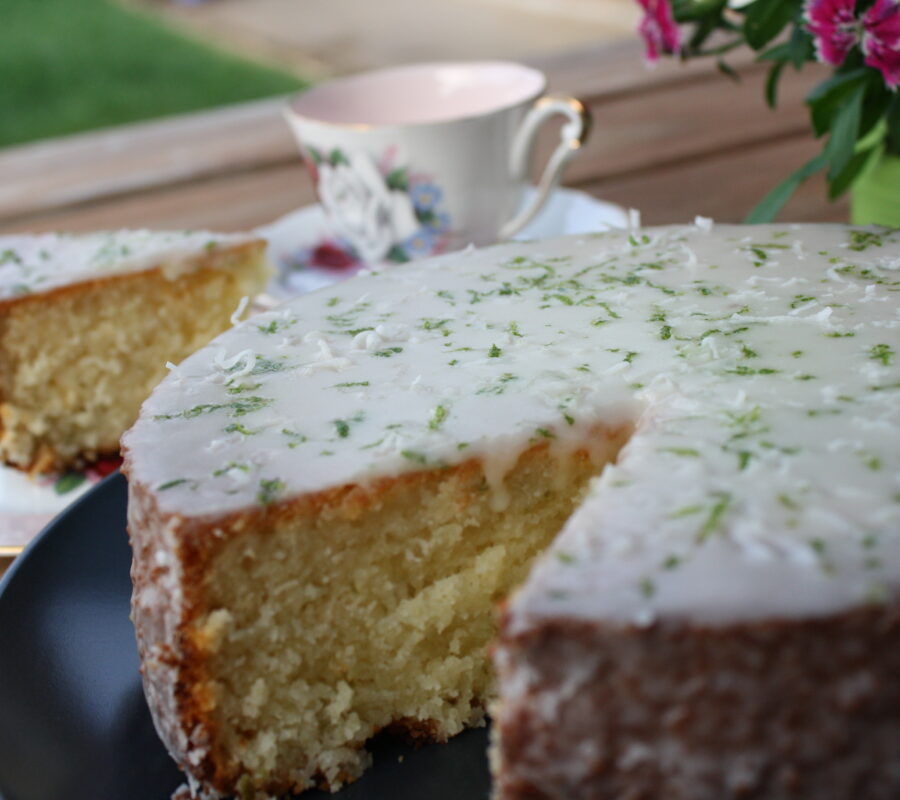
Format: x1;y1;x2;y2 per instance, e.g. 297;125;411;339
0;230;269;471
121;223;900;799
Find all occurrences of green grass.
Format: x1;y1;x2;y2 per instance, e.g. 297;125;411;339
0;0;307;149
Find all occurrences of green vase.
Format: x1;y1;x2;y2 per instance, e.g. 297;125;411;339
851;152;900;227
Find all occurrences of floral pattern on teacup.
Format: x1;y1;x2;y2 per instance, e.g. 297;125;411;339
306;145;451;264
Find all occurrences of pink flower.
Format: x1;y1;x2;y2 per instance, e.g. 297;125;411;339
805;0;861;65
637;0;680;63
862;0;900;89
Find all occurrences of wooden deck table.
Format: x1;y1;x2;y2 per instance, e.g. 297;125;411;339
0;39;845;575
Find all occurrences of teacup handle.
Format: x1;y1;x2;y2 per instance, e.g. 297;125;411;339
500;95;591;240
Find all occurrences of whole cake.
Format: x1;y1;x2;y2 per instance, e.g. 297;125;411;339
0;230;269;471
123;222;900;799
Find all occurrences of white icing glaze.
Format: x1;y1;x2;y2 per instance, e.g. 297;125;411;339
0;229;256;299
123;223;900;626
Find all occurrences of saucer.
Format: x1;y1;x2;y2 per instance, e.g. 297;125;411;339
258;186;628;298
0;187;626;558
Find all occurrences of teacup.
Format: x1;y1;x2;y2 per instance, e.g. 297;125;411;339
284;61;590;264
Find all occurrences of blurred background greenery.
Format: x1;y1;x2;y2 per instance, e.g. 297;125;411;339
0;0;305;148
0;0;636;149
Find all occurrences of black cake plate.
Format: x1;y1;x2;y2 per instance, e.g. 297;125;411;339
0;473;491;800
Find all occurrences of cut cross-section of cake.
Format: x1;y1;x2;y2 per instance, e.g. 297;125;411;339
122;223;900;799
0;230;270;472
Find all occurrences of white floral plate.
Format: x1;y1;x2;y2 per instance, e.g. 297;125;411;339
0;458;121;555
258;186;629;298
0;187;627;556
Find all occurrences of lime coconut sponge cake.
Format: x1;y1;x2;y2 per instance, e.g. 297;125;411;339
122;222;900;799
0;230;269;471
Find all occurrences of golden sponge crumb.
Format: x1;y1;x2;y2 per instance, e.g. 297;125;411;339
0;246;269;471
189;433;627;797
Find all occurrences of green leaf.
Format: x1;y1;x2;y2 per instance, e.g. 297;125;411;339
386;167;408;191
859;75;892;142
743;0;801;50
788;25;814;68
806;68;868;137
306;145;322;165
717;58;740;82
824;89;863;181
765;60;787;108
807;68;868;105
827;146;880;199
673;0;727;23
687;14;721;52
886;94;900;156
758;42;792;62
387;245;410;263
54;472;86;494
330;148;349;166
745;153;826;223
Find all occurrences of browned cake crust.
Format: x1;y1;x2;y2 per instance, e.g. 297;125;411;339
0;239;267;472
492;604;900;800
0;238;264;316
127;457;499;797
125;434;628;799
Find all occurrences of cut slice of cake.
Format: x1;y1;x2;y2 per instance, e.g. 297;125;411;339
122;223;900;799
0;230;270;472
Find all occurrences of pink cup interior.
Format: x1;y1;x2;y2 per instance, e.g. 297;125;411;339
289;61;545;126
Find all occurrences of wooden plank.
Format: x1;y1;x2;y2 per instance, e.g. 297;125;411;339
0;97;297;224
540;56;826;186
0;130;845;236
155;0;642;80
540;38;756;100
1;83;830;234
586;135;848;224
0;41;781;229
0;162;315;234
0;39;837;235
